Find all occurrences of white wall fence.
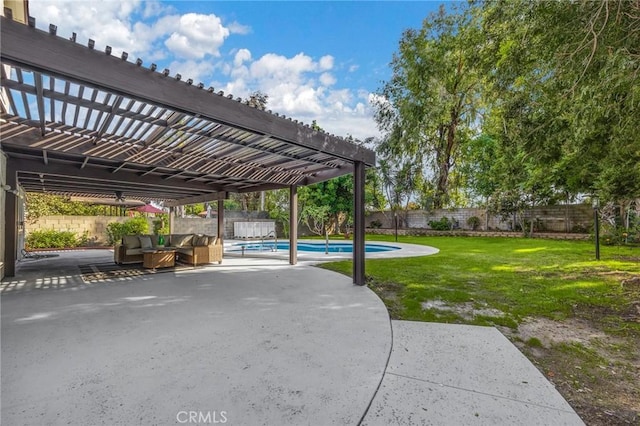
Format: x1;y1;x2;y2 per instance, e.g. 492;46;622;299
233;221;276;239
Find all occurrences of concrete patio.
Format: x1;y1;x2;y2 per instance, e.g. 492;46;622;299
1;250;584;425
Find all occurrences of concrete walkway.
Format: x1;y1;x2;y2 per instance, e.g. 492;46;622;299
1;250;584;425
362;321;584;425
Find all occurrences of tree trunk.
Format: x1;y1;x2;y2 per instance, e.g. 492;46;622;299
434;114;459;209
529;211;535;236
565;194;570;233
325;230;329;254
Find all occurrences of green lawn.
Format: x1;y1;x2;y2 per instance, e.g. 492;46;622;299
320;236;640;422
321;235;640;333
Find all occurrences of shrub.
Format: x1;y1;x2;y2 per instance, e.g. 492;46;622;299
571;224;589;233
601;226;639;246
26;229;84;249
106;222;125;246
106;217;150;245
467;216;481;231
152;214;169;235
123;216;150;235
428;216;452;231
369;219;382;229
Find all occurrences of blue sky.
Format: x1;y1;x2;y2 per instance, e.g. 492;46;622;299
29;1;446;139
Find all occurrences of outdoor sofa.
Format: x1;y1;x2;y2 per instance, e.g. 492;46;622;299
114;234;223;266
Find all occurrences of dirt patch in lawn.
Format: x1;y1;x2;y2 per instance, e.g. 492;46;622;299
421;299;505;320
416;299;640;425
501;317;639;425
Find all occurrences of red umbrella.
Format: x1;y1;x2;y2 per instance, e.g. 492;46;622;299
131;204;164;214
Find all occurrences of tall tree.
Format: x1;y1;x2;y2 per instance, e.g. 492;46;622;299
374;4;483;208
480;0;640;204
246;90;269;109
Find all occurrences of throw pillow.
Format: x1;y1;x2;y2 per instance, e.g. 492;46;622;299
123;235;141;249
195;235;208;246
173;234;193;247
138;235;153;249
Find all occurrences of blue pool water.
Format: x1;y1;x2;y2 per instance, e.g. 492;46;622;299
230;241;400;253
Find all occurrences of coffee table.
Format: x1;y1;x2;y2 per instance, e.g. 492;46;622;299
142;248;176;269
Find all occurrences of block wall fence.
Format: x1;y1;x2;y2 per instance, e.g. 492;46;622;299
25;210;273;245
365;204;593;233
24;204;593;246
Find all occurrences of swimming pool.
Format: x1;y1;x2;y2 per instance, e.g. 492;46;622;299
229;241;401;253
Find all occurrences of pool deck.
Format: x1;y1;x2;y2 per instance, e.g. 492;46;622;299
1;248;583;425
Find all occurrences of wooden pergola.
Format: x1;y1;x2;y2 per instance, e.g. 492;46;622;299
0;16;375;282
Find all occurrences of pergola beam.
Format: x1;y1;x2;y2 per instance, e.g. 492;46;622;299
0;17;375;166
33;71;46;136
9;157;227;193
164;192;228;208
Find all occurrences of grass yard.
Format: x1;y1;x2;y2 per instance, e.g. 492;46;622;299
321;235;640;425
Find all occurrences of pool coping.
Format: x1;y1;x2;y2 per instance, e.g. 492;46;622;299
224;239;439;263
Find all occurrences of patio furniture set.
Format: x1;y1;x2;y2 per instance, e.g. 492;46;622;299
114;233;223;269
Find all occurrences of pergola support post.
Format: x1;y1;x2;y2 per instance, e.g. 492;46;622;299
289;185;298;265
168;207;175;234
353;161;365;286
4;163;17;277
217;199;224;259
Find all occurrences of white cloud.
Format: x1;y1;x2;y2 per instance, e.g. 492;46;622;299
327;89;352;105
250;53;316;81
142;1;174;19
31;0;146;55
212;50;380;139
320;73;336;87
167;60;215;85
28;0;379;140
233;49;252;67
228;21;251;35
29;1;243;61
319;55;334;70
164;13;230;59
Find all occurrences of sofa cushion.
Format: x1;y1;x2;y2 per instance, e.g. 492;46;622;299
176;247;193;256
125;248;144;256
123;235;141;249
171;234;194;247
139;235;153;249
206;235;218;246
